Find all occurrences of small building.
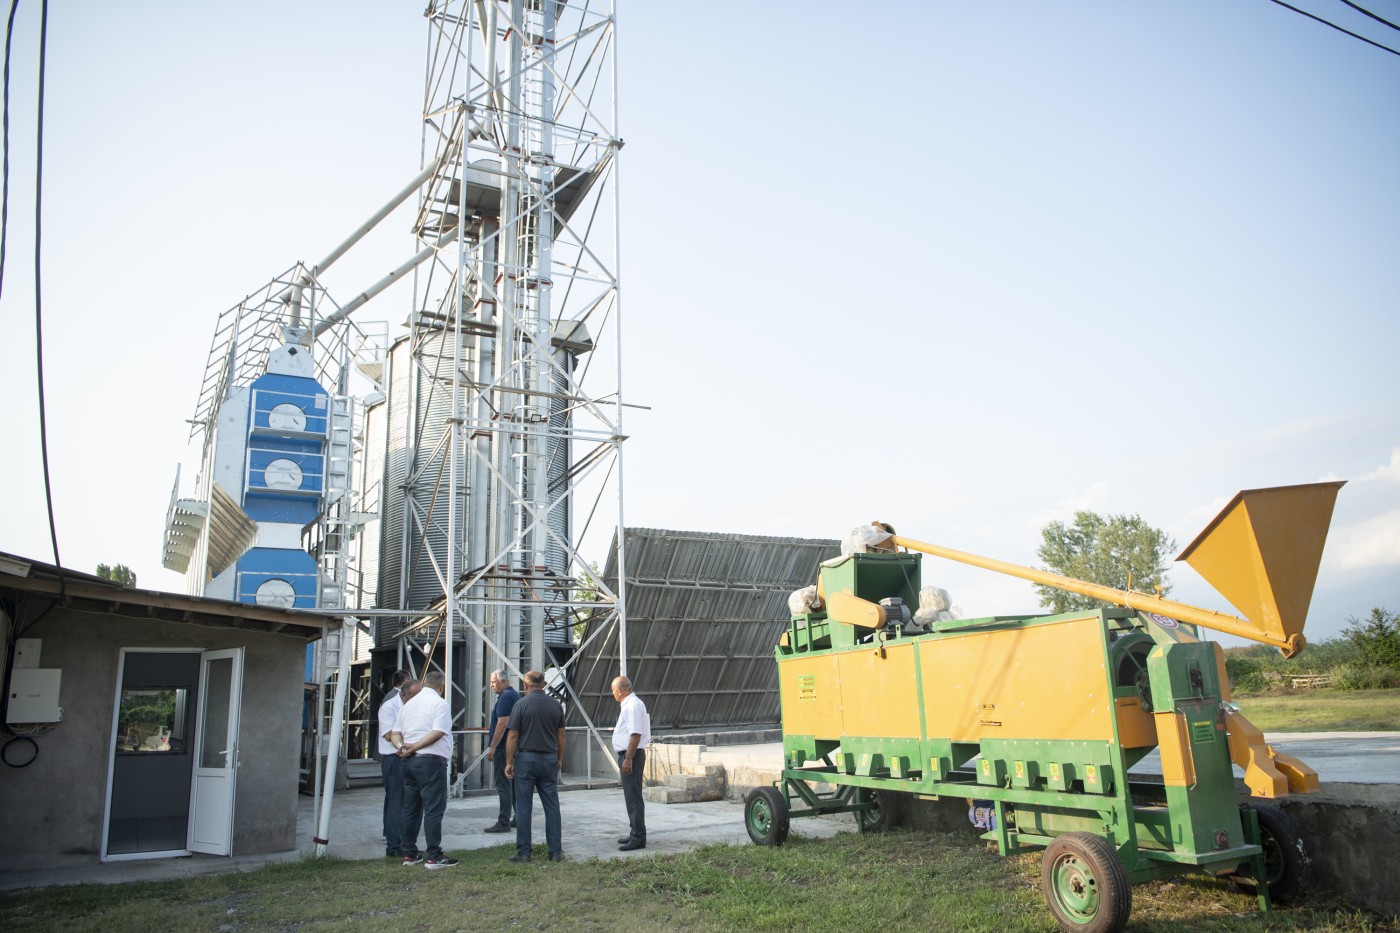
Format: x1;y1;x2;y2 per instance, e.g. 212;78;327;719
0;553;337;872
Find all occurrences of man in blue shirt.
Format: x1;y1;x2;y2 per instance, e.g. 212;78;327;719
483;669;520;833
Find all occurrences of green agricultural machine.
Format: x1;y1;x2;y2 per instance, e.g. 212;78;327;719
744;483;1343;932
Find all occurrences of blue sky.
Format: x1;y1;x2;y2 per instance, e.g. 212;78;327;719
1;1;1396;648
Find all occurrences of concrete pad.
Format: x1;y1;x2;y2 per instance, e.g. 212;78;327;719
0;777;842;893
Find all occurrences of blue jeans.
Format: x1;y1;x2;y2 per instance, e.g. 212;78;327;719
401;754;448;861
492;747;513;825
513;751;561;857
381;753;405;854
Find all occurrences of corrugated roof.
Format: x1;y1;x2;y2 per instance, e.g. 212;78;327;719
567;528;839;732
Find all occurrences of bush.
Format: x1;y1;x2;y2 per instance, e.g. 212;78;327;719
1330;663;1400;692
1232;671;1271;695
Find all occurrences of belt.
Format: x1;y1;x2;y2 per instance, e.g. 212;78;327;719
616;747;648;754
520;749;554;755
417;753;447;761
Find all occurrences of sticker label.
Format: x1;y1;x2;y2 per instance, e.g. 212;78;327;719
1085;764;1098;786
1191;720;1216;744
1146;612;1180;629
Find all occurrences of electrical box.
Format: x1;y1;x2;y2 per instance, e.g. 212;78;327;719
13;638;41;669
7;668;62;723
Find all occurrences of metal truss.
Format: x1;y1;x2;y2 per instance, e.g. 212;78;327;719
388;0;629;788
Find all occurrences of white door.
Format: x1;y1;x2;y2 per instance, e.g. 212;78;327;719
187;648;243;855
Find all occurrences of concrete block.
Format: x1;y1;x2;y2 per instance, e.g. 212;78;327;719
664;768;725;802
642;785;690;804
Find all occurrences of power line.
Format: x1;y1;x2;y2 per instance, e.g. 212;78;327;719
1338;0;1400;33
28;0;63;577
1264;0;1400;56
1;1;17;306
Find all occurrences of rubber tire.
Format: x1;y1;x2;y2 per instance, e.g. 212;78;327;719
1040;832;1132;933
854;789;906;833
744;786;790;846
1233;803;1311;904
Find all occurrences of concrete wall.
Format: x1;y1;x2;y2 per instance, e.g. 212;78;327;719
0;606;308;871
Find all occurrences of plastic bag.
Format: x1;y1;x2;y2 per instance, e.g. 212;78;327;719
913;585;958;626
788;584;823;616
841;523;894;557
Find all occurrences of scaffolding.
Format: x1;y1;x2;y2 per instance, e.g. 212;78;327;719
379;0;628;789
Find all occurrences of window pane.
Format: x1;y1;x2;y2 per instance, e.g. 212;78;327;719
200;659;233;769
116;688;189;754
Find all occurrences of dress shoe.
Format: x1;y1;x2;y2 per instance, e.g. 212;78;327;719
618;839;646;851
484;823;511;834
617;836;633;844
508;853;532;863
548;852;564;862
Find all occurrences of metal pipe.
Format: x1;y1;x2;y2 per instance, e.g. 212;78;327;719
310;161;443;278
311;227;457;338
314;620;353;857
887;534;1305;657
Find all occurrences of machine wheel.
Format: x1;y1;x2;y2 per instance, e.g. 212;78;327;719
744;786;790;846
1040;832;1132;933
1232;803;1311;904
854;788;892;833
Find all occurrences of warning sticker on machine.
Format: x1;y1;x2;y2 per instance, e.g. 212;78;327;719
1191;720;1216;744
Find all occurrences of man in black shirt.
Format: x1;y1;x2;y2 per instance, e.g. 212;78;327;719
483;670;520;833
504;670;565;862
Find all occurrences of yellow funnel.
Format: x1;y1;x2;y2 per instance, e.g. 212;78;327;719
1177;482;1345;648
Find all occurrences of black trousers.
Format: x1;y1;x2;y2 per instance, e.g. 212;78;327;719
619;748;646;841
492;746;513;824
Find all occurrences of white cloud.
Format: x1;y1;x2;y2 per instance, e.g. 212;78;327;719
1325;508;1400;572
1020;481;1112;533
1357;448;1400;484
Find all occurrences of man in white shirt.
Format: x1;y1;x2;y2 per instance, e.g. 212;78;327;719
611;675;651;851
377;671;410;858
390;670;458;869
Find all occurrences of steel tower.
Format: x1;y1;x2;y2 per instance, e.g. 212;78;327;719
378;0;629;773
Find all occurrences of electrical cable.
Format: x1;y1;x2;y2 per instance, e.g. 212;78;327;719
2;735;39;768
1264;0;1400;56
0;0;19;304
30;0;65;587
1338;0;1400;33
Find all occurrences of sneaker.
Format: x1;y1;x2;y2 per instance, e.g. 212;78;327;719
425;856;459;869
484;823;512;834
402;853;424;866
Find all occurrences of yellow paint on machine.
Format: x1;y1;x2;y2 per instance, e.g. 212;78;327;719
918;616;1115;743
836;641;922;739
778;641;923;740
1155;712;1197;787
778;654;846;738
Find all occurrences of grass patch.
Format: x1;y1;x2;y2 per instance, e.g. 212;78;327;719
2;831;1394;932
1233;688;1400;732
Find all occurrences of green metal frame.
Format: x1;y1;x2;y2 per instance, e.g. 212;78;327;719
773;559;1277;912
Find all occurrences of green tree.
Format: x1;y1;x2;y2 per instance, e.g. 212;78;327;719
571;561;603;643
1341;607;1400;671
96;563;137;588
1034;511;1175;613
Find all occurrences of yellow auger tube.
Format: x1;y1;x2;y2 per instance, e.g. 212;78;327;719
887;534;1306;657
